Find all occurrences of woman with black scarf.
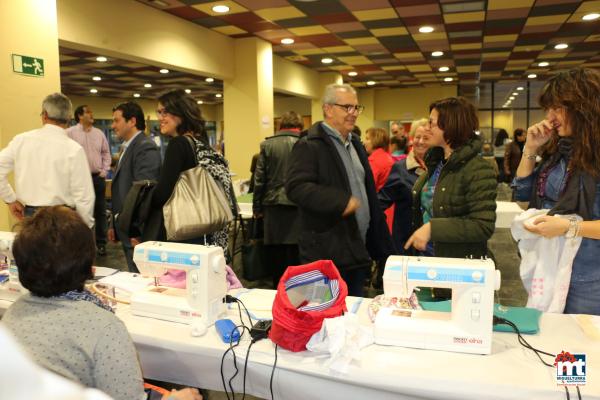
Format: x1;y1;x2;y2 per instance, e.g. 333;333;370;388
513;67;600;315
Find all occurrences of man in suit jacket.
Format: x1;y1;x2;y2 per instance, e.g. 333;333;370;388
109;102;160;272
285;84;394;297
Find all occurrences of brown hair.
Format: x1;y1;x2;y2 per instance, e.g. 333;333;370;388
279;111;303;130
366;127;389;151
13;206;95;297
538;67;600;177
429;97;478;149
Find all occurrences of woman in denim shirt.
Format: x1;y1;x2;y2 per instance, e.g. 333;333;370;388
513;68;600;315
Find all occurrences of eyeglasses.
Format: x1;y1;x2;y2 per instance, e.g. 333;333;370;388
332;103;365;114
156;108;170;118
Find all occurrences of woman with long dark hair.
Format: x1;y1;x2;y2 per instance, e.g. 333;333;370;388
513;67;600;315
151;90;236;260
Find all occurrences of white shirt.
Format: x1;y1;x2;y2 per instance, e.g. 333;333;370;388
0;124;95;227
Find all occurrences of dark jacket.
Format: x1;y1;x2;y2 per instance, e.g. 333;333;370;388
411;136;497;258
504;140;523;179
285;122;394;272
378;154;422;252
111;132;161;215
253;130;300;214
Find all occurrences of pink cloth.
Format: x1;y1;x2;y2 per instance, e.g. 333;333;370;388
158;265;243;290
66;123;111;176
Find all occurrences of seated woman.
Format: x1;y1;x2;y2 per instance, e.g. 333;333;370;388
513;68;600;315
2;206;201;400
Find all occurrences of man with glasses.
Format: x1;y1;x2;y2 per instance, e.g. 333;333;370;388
286;84;393;297
0;93;94;228
109;102;160;272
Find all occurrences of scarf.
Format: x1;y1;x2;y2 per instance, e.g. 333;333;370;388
55;289;114;313
531;137;597;220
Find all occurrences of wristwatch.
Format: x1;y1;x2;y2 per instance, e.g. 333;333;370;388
565;217;580;239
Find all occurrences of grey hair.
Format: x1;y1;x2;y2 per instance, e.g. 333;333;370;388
409;118;428;137
42;93;72;123
321;83;356;105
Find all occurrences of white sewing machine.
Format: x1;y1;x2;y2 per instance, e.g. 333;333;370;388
0;231;28;302
131;241;227;332
374;256;501;355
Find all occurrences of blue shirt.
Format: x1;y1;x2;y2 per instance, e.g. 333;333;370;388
513;160;600;283
322;122;370;242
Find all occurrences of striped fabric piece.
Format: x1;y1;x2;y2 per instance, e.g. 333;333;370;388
285;270;340;312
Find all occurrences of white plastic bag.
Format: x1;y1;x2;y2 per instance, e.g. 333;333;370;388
511;209;582;313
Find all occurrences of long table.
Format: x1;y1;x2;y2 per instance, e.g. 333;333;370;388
116;289;598;400
1;286;597;399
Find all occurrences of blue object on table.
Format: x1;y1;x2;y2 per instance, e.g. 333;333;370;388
215;318;241;343
419;301;542;334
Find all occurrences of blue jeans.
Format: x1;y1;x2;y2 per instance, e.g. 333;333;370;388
564;279;600;315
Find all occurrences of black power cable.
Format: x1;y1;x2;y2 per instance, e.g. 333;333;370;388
494;316;582;400
270;344;278;400
220;324;250;400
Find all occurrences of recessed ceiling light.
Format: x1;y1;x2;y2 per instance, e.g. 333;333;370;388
205;77;214;83
419;26;434;33
212;5;230;13
215;93;222;98
96;56;107;62
432;51;444;57
528;73;537;79
538;61;549;67
144;83;152;88
509;96;515;100
92;76;101;81
90;88;98;94
367;81;376;86
133;93;140;98
512;92;518;95
159;68;169;74
281;38;294;45
438;66;449;72
517;87;524;91
348;71;358;77
583;13;600;21
197;100;203;104
321;57;333;64
185;89;191;94
554;43;568;50
444;77;453;82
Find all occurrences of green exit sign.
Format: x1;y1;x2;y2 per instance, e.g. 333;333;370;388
12;54;44;77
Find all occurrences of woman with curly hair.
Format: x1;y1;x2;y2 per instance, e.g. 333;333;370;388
513;67;600;315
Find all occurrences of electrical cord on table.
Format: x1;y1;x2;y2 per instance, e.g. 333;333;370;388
270;344;278;400
493;316;582;400
225;294;253;327
220;324;250;400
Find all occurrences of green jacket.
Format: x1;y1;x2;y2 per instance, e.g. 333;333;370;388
411;136;497;258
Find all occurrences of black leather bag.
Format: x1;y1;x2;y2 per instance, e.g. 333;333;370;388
242;217;270;281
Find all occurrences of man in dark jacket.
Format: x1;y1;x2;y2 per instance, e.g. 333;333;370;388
253;111;303;288
285;84;394;296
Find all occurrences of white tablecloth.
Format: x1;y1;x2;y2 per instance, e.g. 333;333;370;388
116;289;599;400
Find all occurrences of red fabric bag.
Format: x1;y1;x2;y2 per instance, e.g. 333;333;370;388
269;260;348;352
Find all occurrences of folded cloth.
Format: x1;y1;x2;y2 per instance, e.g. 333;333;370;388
306;313;374;374
420;301;542;334
158;266;243;290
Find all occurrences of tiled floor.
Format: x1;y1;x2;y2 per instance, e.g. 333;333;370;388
96;183;527;399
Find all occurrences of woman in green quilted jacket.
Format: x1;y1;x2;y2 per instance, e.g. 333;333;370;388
405;97;497;259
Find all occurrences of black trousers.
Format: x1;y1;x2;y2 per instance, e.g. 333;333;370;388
264;244;299;289
92;174;107;246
